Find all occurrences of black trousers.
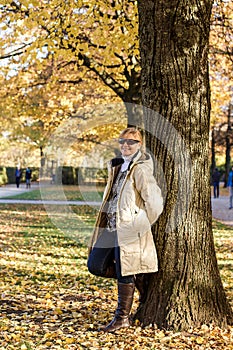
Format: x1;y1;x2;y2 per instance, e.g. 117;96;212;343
16;177;20;188
87;229;134;284
213;182;219;198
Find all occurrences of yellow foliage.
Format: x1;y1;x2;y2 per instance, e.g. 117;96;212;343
0;0;232;160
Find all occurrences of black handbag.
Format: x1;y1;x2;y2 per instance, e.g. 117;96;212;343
87;229;117;279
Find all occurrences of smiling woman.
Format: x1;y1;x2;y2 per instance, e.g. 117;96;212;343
118;128;142;158
87;127;164;332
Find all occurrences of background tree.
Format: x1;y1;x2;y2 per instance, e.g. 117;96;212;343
136;0;232;330
210;104;233;184
209;0;233;174
0;0;232;136
224;104;233;184
0;0;141;126
0;51;121;166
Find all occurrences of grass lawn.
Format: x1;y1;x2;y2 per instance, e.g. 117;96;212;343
0;204;232;350
1;185;104;202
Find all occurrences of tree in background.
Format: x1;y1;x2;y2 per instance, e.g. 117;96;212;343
0;0;232;176
137;0;232;330
209;0;233;176
0;0;141;126
0;0;232;141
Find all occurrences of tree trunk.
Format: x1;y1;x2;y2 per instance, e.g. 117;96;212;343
211;128;216;177
40;146;45;177
125;102;144;129
224;104;232;187
136;0;232;330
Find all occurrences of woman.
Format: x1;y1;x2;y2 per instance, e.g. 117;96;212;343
87;127;164;332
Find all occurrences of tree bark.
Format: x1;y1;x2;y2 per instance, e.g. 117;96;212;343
125;102;144;128
136;0;232;330
211;129;216;177
40;146;45;177
224;104;232;187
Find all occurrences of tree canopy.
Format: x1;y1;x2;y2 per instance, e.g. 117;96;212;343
0;0;232;166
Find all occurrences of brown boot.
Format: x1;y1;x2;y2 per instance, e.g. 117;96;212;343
101;282;135;332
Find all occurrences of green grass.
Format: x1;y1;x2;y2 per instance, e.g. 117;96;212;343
212;220;233;299
2;185;104;202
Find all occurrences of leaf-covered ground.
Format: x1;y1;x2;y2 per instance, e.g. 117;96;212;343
0;204;232;349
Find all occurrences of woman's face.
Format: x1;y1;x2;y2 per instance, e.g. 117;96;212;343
119;133;141;157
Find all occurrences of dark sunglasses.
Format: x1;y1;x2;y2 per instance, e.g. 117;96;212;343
118;138;140;145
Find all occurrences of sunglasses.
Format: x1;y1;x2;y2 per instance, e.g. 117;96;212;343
118;138;140;145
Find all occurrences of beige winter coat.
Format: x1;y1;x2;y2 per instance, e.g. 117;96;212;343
89;151;164;276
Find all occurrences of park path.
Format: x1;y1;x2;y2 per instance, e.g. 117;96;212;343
211;197;233;227
0;183;100;206
0;184;36;198
0;184;232;227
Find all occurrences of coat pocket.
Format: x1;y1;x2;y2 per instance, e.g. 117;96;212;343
132;208;151;234
120;243;141;276
117;208;151;246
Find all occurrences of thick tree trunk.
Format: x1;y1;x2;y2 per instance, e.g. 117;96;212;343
125;102;144;129
137;0;232;330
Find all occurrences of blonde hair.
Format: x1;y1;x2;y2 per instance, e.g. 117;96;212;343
119;127;143;142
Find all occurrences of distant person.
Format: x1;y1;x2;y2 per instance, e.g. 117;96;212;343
25;167;32;189
15;166;22;188
227;165;233;209
212;167;221;198
51;173;56;184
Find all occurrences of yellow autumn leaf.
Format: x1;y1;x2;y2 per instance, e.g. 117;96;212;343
65;337;75;344
45;292;51;299
157;330;165;338
12;334;21;341
196;336;205;344
45;341;53;346
68;326;75;332
53;307;63;315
